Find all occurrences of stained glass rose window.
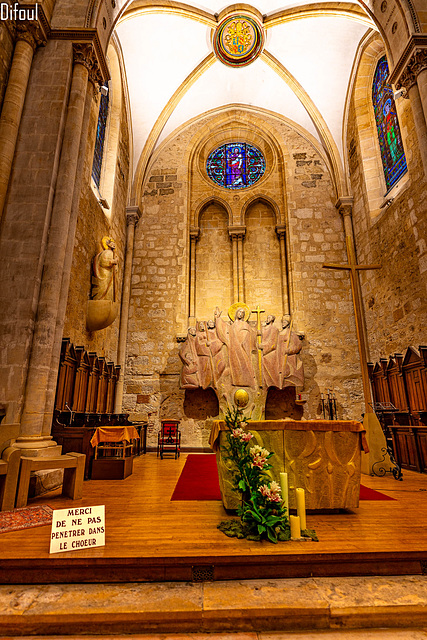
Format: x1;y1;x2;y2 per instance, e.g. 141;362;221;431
206;143;266;189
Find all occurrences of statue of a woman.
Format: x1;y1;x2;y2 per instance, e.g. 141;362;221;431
91;236;118;301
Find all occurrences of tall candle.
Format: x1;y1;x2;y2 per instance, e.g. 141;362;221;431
279;472;288;513
290;515;301;539
296;487;306;531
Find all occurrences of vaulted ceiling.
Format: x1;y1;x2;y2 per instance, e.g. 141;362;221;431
114;2;376;189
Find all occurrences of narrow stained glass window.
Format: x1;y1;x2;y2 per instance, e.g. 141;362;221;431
207;143;265;189
92;89;109;189
372;56;407;192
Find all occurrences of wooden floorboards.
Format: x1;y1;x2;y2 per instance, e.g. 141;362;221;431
0;453;426;583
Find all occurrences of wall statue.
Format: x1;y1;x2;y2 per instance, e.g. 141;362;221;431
86;236;120;331
180;304;304;419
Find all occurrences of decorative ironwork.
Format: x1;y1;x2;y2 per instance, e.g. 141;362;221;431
372;56;407;192
191;564;215;582
372;446;403;480
92;88;109;189
206;142;265;189
369;402;403;480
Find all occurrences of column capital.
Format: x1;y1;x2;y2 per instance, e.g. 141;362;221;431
190;226;200;241
335;196;353;217
15;21;47;50
72;43;103;86
275;224;286;239
389;35;427;91
228;225;246;240
126;206;142;226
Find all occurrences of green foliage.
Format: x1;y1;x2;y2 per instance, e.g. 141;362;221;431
220;407;290;544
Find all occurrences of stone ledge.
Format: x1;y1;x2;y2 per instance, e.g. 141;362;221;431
1;576;427;636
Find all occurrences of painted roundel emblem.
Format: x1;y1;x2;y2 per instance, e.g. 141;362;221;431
213;15;264;67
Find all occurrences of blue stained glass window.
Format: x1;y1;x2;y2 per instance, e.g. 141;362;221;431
372;56;407;191
206;143;265;189
92;89;109;189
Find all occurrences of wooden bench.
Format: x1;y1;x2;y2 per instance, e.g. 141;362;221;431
0;447;21;511
15;452;85;509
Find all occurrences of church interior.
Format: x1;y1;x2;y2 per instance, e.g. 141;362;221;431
0;0;427;636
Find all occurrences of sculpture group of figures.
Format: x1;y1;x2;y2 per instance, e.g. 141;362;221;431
179;304;304;400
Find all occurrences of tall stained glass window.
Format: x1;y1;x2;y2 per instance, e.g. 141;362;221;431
206;143;265;189
92;88;109;189
372;56;407;191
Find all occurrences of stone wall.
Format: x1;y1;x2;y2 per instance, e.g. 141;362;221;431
62;86;130;363
347;62;427;363
124;109;364;449
0;40;72;427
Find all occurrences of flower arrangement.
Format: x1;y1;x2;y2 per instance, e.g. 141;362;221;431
217;407;290;543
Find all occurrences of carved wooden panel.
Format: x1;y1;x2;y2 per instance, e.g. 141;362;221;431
402;347;427;424
55;339;77;411
371;360;390;404
72;347;90;412
390;426;421;472
386;354;408;411
85;353;100;413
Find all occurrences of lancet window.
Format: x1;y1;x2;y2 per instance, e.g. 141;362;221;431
372;56;407;192
92;87;109;189
206;142;265;189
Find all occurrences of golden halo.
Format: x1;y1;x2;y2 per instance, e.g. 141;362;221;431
234;389;249;408
101;236;115;250
228;302;251;322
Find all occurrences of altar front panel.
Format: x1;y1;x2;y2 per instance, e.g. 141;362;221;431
211;420;366;511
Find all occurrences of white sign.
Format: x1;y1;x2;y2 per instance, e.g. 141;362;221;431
49;505;105;554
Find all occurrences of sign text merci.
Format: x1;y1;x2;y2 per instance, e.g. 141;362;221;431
49;505;105;554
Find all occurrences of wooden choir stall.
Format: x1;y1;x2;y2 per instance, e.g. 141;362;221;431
368;345;427;473
52;339;147;479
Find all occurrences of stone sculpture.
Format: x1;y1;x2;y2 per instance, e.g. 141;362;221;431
214;305;257;389
86;236;119;331
178;328;199;389
179;304;304;419
91;236;118;301
278;315;304;388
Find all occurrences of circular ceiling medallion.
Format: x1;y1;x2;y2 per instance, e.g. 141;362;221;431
213;14;264;67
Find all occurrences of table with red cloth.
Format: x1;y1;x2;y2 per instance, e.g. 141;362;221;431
210;419;368;510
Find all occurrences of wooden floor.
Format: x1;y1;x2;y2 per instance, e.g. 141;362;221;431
1;453;427;583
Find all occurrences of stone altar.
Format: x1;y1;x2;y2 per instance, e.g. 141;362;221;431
210;419;369;510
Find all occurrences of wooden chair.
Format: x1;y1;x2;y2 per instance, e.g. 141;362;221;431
0;447;21;511
15;452;86;508
157;420;181;459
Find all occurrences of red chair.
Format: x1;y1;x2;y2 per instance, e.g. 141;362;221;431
157;420;181;459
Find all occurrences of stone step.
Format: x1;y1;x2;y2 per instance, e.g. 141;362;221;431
1;575;427;636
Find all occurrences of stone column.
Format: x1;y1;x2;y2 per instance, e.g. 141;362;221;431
189;227;199;321
42;71;100;435
18;44;100;451
231;233;239;302
237;234;245;302
394;46;427;175
114;206;142;413
276;224;290;317
229;226;246;303
0;24;46;221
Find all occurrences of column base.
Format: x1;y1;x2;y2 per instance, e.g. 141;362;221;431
12;435;61;457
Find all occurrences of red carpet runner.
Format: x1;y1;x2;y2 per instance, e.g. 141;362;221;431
171;454;395;501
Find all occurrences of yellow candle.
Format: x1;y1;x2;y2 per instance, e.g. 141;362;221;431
296;487;306;531
279;472;288;512
290;515;301;539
